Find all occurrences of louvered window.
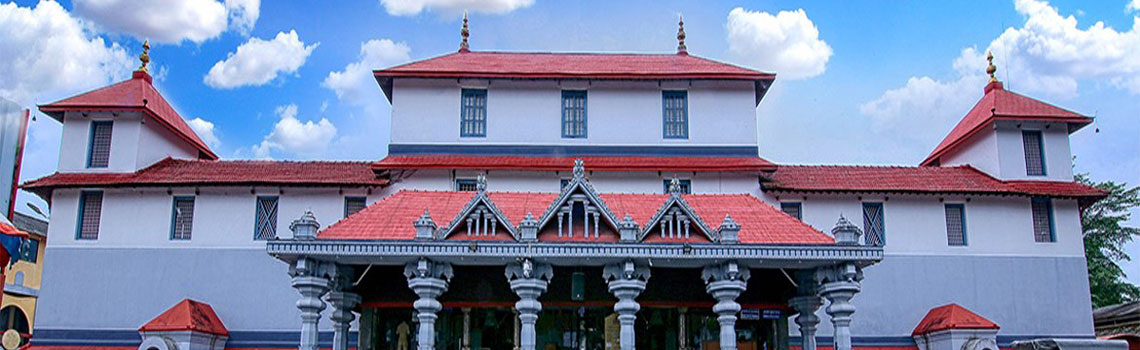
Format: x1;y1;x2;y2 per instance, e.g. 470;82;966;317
254;196;279;240
562;90;587;138
1023;131;1046;176
344;197;367;217
170;197;195;240
77;191;103;240
781;202;802;220
456;179;478;192
662;179;692;194
862;202;885;246
460;89;487;137
662;91;688;139
87;121;113;168
944;204;967;246
1032;197;1055;242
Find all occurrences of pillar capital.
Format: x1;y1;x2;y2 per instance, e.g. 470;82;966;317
603;260;650;350
404;258;453;350
817;263;863;350
506;259;553;350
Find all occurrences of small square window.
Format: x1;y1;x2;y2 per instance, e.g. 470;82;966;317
560;179;571;189
662;179;692;194
780;202;802;220
456;179;479;191
170;196;195;240
345;197;367;217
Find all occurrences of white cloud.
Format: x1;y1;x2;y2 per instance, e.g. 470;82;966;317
74;0;258;44
380;0;534;16
323;39;412;105
253;104;337;158
187;117;221;148
725;7;833;80
204;30;318;89
1128;0;1140;13
0;0;133;105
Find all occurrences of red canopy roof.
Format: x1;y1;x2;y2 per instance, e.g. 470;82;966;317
763;165;1106;201
374;155;777;172
39;71;218;160
912;303;1000;335
373;51;775;103
318;189;832;244
21;158;387;200
139;299;229;336
922;81;1091;166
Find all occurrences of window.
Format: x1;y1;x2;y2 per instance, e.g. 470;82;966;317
456;179;478;191
170;197;195;240
1031;197;1055;242
460;89;487;137
562;90;587;138
344;197;367;217
944;204;967;246
780;202;802;220
662;179;692;194
662;91;688;139
76;191;103;240
862;202;884;246
560;179;571;189
18;239;38;263
1023;130;1046;176
254;196;279;240
87;121;113;168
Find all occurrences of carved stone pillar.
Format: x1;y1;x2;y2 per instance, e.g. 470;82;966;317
788;270;823;350
327;290;362;350
702;261;750;350
291;258;331;350
505;259;554;350
603;260;650;350
404;258;454;350
818;263;863;350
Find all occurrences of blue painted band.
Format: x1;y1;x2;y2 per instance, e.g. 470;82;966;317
31;329;357;348
388;144;760;157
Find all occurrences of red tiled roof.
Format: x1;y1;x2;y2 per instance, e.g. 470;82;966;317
764;165;1106;201
319;190;832;244
39;71;218;160
20;158;387;199
376;51;774;81
922;81;1091;166
374;155;777;172
138;299;229;336
912;303;1000;335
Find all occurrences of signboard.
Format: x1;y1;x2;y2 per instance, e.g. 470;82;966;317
762;309;783;320
741;309;783;321
0;98;29;220
741;309;761;320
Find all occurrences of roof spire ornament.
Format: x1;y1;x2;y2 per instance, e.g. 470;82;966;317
676;14;688;55
668;175;683;195
475;173;486;192
459;11;470;52
986;51;997;83
137;39;151;72
572;159;585;179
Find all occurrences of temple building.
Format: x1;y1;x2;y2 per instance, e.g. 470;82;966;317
21;17;1105;350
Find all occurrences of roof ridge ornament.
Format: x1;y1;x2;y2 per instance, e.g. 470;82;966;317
986;51;997;83
476;173;487;192
668;175;683;196
137;39;151;72
459;11;470;52
677;14;687;55
572;159;585;179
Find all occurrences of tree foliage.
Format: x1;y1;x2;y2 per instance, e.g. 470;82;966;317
1079;174;1140;307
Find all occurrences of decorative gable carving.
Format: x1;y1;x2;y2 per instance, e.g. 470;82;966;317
639;177;716;242
535;160;621;240
437;175;518;240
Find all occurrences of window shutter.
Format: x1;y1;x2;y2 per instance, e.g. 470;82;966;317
1031;198;1055;242
1023;131;1046;176
88;121;113;168
254;196;279;240
561;91;587;138
780;202;802;220
344;197;367;217
862;203;884;246
456;179;478;192
78;191;103;240
944;204;966;246
662;91;688;139
461;89;487;137
171;197;195;240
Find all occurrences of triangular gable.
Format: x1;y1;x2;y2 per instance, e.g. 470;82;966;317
437;175;518;240
535;160;621;236
638;178;716;242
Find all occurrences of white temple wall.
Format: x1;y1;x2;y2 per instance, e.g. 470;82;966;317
385;169;759;195
940;121;1074;181
57;111;199;173
389;78;757;147
940;128;1001;178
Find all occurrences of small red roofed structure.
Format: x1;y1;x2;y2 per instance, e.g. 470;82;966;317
913;304;1000;350
138;299;228;350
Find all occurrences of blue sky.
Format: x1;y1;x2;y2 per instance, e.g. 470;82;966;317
3;0;1139;281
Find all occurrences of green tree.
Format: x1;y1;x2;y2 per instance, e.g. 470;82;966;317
1079;174;1140;307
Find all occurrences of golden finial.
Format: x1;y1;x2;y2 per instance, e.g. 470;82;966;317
986;51;997;83
459;11;470;52
677;14;687;55
137;39;150;72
